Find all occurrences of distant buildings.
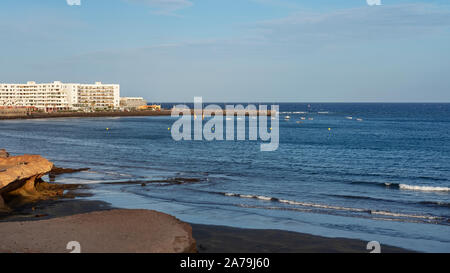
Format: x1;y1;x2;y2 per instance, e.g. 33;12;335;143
0;81;120;111
120;97;147;110
138;104;162;111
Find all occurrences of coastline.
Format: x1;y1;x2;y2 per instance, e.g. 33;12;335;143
0;152;415;253
0;108;274;120
0;110;173;120
0;197;414;253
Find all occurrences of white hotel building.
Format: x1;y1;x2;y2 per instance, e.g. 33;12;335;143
0;81;120;111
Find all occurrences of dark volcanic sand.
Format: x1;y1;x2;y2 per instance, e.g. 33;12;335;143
192;224;413;253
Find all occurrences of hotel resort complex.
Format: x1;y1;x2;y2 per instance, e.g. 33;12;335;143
0;81;153;112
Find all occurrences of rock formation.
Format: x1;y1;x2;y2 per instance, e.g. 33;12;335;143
0;154;54;210
0;149;9;158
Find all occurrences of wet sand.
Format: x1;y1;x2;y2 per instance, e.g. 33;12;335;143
192;224;413;253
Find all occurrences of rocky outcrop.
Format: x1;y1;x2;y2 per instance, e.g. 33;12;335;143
0;209;197;253
0;154;54;210
0;149;9;158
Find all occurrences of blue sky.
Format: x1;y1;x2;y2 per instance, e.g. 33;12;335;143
1;0;450;102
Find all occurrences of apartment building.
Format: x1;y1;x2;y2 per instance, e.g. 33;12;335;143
0;81;120;111
0;81;70;111
68;82;120;110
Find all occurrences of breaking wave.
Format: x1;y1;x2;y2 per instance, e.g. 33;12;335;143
398;184;450;192
350;181;450;192
220;192;446;223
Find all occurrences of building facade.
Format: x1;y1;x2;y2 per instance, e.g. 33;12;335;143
0;81;120;111
0;81;70;111
120;97;147;109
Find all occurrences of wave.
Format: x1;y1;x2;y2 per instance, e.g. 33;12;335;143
220;192;443;222
224;192;278;201
328;194;450;210
419;201;450;208
399;184;450;192
368;210;439;220
349;181;450;192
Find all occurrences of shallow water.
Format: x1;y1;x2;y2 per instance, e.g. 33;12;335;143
1;103;449;252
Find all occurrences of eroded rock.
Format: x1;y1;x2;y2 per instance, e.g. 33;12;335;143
0;154;54;209
0;149;9;158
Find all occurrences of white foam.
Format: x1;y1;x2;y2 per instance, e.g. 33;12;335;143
279;199;365;212
240;194;254;198
223;192;442;222
370;210;438;220
399;184;450;192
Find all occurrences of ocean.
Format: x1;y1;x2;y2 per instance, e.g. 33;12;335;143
1;103;449;252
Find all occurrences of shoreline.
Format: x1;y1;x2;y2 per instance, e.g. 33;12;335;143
0;152;415;253
0;110;173;120
0;108;274;120
0;197;415;253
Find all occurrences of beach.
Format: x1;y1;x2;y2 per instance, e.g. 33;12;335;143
0;152;411;253
0;197;412;253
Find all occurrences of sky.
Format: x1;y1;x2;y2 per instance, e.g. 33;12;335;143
0;0;450;102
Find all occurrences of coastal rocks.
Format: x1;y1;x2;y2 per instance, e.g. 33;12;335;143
0;149;9;158
0;209;197;253
49;166;90;176
0;154;54;210
103;177;204;186
48;166;90;181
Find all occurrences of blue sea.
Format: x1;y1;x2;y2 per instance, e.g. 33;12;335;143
0;103;449;252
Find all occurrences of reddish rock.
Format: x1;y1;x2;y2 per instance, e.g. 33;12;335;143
0;149;9;158
0;154;54;209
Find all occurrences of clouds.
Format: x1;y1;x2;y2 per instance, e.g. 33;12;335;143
127;0;193;16
66;0;81;6
249;4;450;45
366;0;382;6
3;0;450;101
